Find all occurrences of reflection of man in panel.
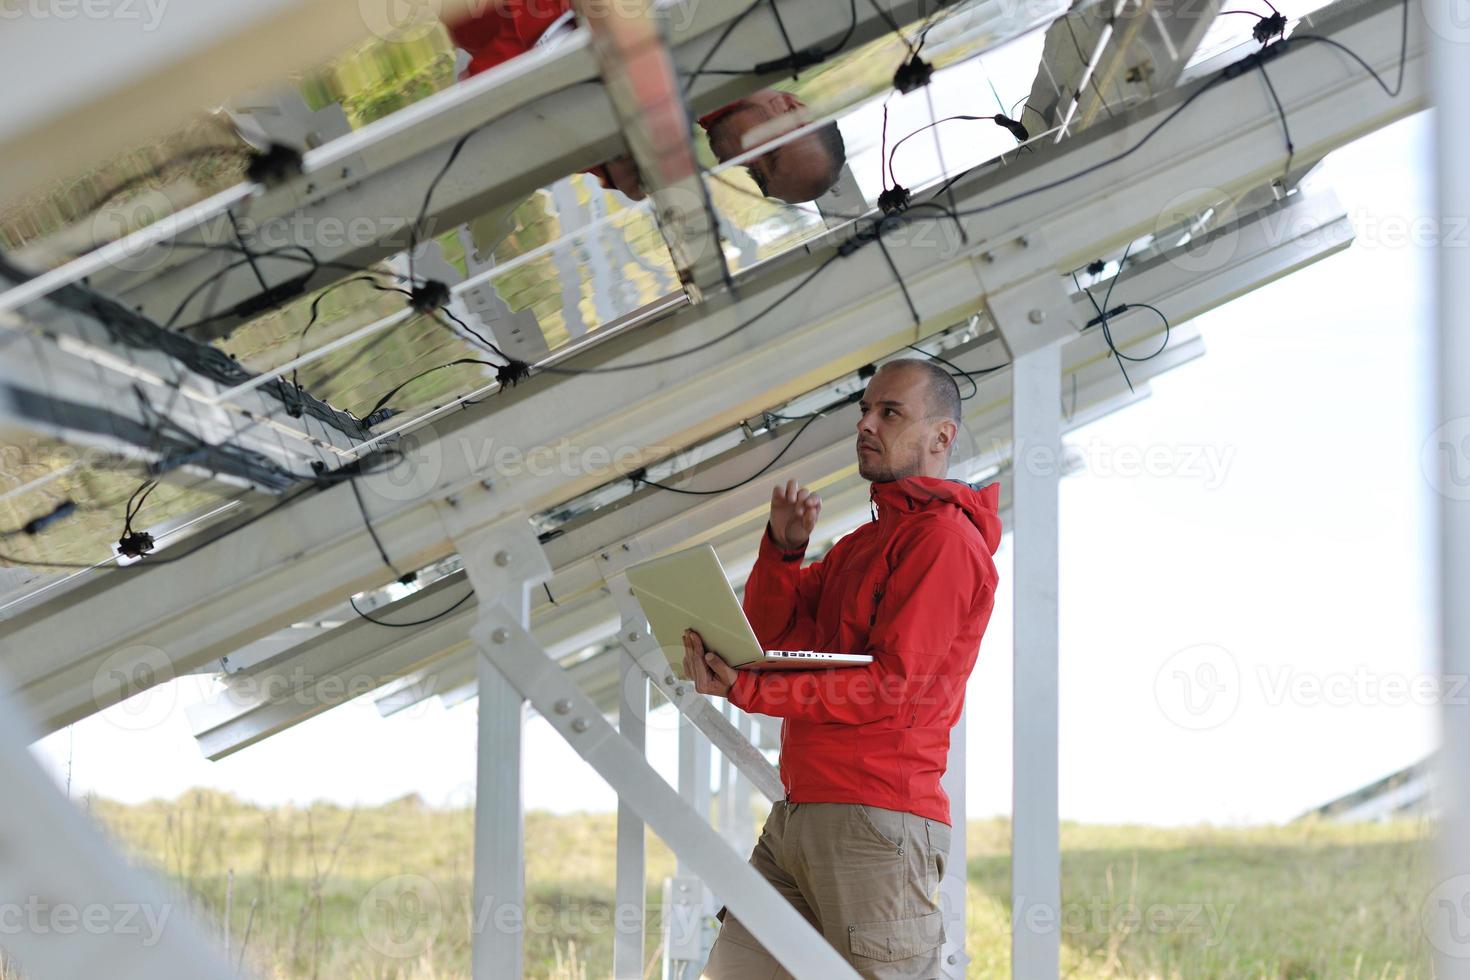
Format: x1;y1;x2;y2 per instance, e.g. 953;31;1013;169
682;359;1003;978
445;0;847;203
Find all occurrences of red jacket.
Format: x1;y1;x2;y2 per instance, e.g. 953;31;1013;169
729;476;1002;825
445;1;572;77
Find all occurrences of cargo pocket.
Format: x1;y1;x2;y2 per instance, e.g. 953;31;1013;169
847;910;945;965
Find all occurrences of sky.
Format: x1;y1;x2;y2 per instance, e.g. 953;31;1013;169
25;42;1440;828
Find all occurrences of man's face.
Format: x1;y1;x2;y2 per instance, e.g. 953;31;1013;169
856;366;949;482
704;89;835;204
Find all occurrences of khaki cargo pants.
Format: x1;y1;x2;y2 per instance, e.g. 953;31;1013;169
702;801;953;980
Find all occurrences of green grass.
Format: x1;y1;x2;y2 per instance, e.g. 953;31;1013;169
33;790;1435;979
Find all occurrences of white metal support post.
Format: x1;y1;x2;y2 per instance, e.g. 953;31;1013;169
938;706;970;977
615;645;648;980
980;236;1078;979
1431;7;1470;977
457;514;861;978
450;508;545;980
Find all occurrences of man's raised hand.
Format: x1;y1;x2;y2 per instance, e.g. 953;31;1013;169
769;478;821;551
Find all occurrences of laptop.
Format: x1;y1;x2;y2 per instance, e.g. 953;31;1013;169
624;543;874;676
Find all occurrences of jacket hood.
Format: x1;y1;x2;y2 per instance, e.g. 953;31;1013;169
869;475;1003;555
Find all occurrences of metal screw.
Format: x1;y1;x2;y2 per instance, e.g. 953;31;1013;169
481;478;495;491
446;494;460;508
627;631;639;642
621;543;630;551
494;551;511;566
571;717;590;733
981;251;995;263
1019;235;1031;248
1028;309;1046;324
553;699;573;715
948;954;958;965
664;673;676;686
674;685;686;697
600;551;610;561
491;627;509;644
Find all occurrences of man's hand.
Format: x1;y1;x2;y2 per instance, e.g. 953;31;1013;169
769;478;821;551
682;629;739;698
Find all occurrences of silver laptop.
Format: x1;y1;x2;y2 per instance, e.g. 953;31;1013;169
624;543;874;675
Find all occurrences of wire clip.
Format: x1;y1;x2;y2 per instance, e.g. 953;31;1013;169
893;56;933;94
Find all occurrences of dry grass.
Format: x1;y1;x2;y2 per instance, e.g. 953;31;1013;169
3;790;1425;980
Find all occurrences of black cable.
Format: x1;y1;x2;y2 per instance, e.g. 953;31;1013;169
349;478;405;581
902;343;1007;401
1061;13;1117;119
1291;0;1408;99
408;125;484;285
681;0;764;92
887;113;1027;189
350;588;475;628
0;452;403;570
226;208;271;293
682;0;858;85
1257;54;1294;180
632;410;823;495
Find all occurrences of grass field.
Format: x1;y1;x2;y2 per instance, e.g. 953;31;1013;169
21;790;1433;979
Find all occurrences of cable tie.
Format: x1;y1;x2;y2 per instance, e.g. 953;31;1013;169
893;55;934;94
993;114;1030;143
1085;303;1131;329
877;185;911;216
245;143;305;189
1254;12;1288;44
409;279;451;314
117;530;156;559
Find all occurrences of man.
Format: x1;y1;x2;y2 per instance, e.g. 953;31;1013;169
445;1;847;203
681;358;1002;978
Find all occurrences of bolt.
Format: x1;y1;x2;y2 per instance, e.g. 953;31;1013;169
554;699;573;715
948;954;958;965
1019;235;1031;248
621;543;631;551
664;673;676;686
981;251;995;263
481;478;495;491
627;631;639;642
494;551;511;567
446;494;460;508
674;685;686;698
571;717;590;733
491;627;509;644
600;551;610;561
1028;309;1046;324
